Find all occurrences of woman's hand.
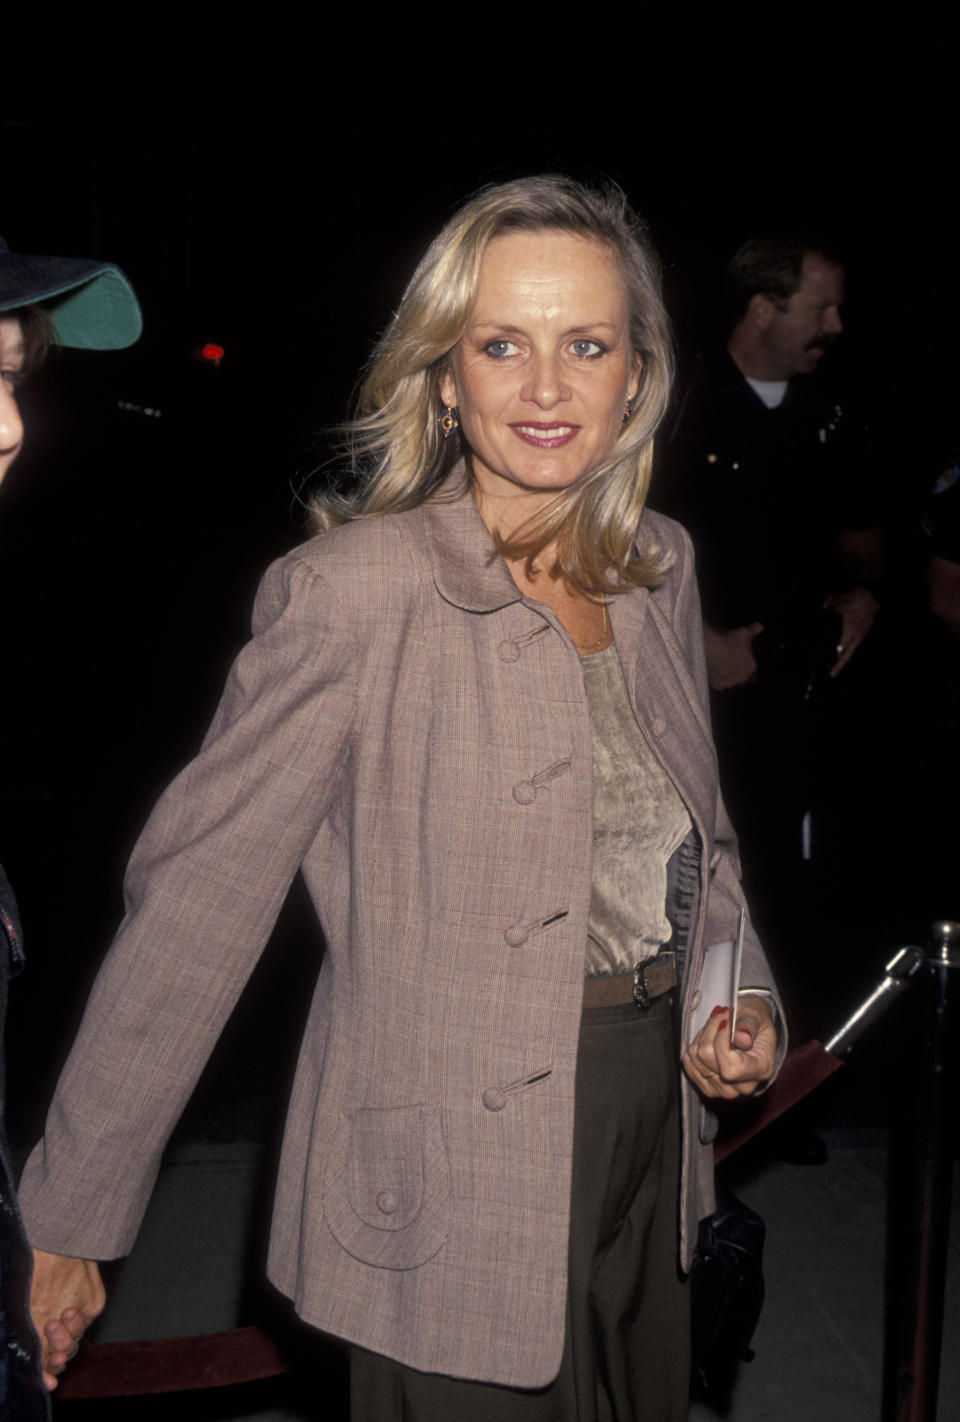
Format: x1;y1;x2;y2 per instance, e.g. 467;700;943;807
30;1248;105;1389
682;994;777;1099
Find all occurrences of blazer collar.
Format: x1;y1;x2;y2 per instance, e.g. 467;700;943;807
423;469;523;613
612;574;716;842
423;475;667;623
607;575;649;647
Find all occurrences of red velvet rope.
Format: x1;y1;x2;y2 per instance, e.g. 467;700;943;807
56;1041;841;1399
714;1038;842;1164
56;1325;287;1399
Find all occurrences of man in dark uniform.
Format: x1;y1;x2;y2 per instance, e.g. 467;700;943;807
920;449;960;923
656;238;883;1037
928;448;960;635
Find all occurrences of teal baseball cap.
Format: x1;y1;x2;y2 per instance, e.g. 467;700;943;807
0;236;142;349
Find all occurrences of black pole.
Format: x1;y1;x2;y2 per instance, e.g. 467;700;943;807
883;920;960;1422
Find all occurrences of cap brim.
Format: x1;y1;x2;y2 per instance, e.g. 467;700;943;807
0;249;142;349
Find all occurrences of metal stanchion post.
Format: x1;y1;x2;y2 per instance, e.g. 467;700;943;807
881;921;960;1422
825;946;925;1056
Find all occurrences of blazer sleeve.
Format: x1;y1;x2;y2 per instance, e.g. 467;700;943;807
669;522;787;1065
19;550;358;1259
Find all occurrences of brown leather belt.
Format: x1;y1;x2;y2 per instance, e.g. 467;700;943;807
583;951;677;1010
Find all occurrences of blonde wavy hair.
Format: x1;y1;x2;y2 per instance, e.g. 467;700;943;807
310;175;674;594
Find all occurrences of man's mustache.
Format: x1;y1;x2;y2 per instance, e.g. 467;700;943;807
806;332;839;351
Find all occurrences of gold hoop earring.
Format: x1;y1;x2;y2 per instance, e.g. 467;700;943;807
439;406;459;439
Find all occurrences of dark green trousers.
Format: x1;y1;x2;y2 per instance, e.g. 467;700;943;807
351;994;690;1421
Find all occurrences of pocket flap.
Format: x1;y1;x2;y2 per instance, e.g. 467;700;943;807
323;1104;450;1269
348;1104;430;1230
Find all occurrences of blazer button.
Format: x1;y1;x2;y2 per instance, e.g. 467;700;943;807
498;639;521;663
512;781;537;805
482;1086;507;1111
504;923;529;948
376;1190;398;1214
651;715;667;737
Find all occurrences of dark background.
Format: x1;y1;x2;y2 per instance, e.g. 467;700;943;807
2;0;957;1247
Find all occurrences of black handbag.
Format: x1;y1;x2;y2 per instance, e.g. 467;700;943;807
690;1191;766;1409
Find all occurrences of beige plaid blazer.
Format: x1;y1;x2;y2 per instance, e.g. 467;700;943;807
20;482;781;1388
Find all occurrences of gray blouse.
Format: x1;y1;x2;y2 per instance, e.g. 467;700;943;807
582;644;692;976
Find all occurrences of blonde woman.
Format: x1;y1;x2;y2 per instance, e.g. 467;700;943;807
22;179;782;1421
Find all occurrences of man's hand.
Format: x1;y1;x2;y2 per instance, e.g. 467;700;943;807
703;622;764;691
824;586;879;675
683;994;777;1099
30;1249;105;1390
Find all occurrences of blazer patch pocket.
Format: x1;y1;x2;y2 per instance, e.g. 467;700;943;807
323;1104;450;1269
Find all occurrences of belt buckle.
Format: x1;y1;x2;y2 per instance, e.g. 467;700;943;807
632;959;651;1010
632;951;675;1010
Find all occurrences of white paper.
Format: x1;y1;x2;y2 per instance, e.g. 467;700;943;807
690;907;745;1038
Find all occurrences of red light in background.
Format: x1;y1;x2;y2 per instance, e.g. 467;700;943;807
202;343;225;362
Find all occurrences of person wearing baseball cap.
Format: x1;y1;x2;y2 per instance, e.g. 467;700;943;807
1;237;140;1415
0;236;142;486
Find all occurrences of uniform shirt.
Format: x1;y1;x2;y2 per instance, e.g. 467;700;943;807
657;348;879;633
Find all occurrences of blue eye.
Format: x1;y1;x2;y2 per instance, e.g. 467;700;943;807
484;339;519;358
571;339;604;358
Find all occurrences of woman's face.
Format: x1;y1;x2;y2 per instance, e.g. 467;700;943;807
0;317;25;486
439;230;640;510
